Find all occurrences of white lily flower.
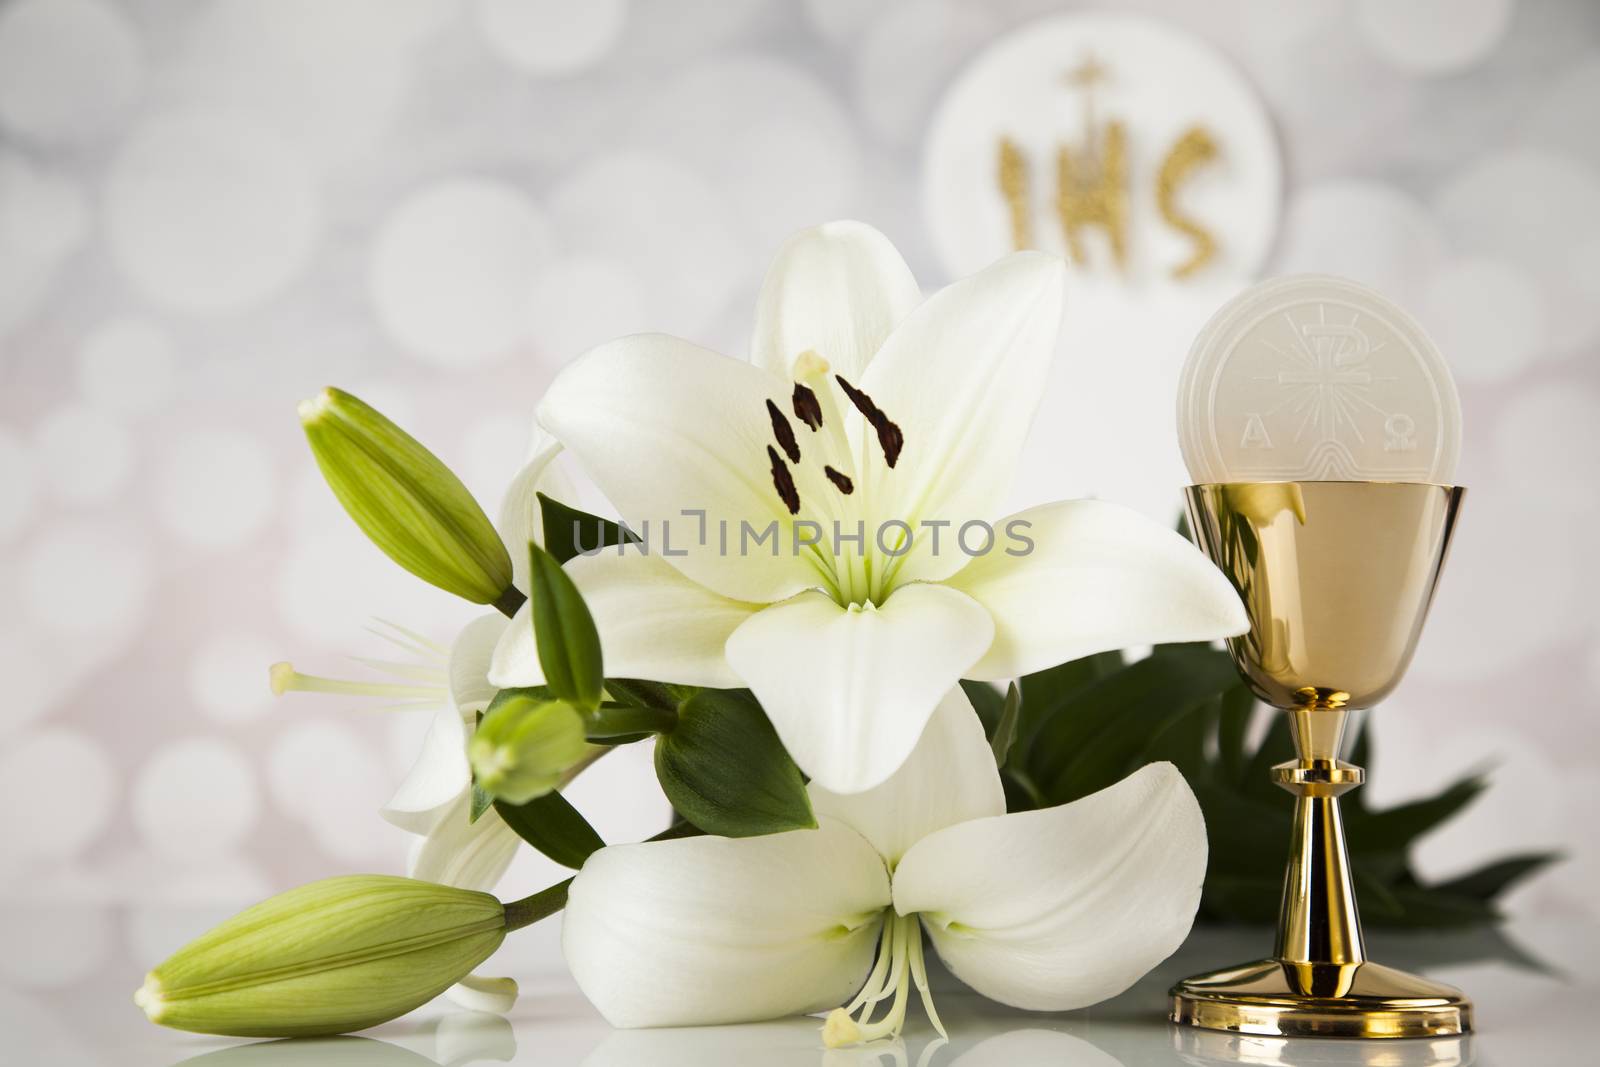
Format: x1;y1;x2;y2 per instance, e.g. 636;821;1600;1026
561;688;1206;1043
490;220;1248;794
270;426;573;1013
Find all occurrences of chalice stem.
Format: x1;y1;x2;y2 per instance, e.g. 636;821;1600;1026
1276;791;1364;966
1272;705;1367;994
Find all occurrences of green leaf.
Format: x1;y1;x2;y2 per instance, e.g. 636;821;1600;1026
1214;683;1256;785
1241;712;1295;803
960;679;1004;736
649;820;705;842
1136;691;1218;782
1189;782;1288;881
1150;640;1218;656
1376;887;1500;928
1029;648;1239;804
538;493;636;565
468;706;492;823
655;689;814;837
1346;775;1487;854
1344;719;1374;813
1000;766;1046;811
605;678;693;711
1353;865;1405;920
468;783;493;823
494;790;605;869
1430;852;1562;902
1011;635;1558;933
990;683;1022;768
1200;874;1282;924
1016;650;1121;742
1348;718;1372;771
526;541;604;712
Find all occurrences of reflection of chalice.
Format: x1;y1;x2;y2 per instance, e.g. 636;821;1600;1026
1170;481;1471;1038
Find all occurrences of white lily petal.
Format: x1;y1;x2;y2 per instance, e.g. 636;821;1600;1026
725;583;994;795
539;334;821;604
858;252;1066;587
381;708;471;834
486;601;539;689
892;762;1207;1012
409;791;522;892
487;548;758;690
750;220;921;382
561;819;890;1029
498;428;573;592
444;973;519;1014
948;499;1249;680
809;687;1004;864
485;599;542;690
449;613;508;712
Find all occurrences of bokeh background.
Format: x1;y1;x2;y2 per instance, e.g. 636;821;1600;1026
2;0;1598;1006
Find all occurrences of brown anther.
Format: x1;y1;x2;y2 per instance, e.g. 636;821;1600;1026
834;375;904;468
824;466;854;494
765;399;801;464
791;383;824;431
767;445;801;515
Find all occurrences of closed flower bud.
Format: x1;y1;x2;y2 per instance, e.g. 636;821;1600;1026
470;696;589;805
300;388;517;609
135;875;506;1038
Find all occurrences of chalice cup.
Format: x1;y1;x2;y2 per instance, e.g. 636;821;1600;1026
1169;480;1471;1039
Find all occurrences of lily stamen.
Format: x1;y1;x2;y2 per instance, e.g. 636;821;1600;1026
834;375;904;468
765;399;802;464
823;913;942;1048
840;918;895;1015
269;662;445;704
792;382;824;430
269;622;452;708
766;445;801;515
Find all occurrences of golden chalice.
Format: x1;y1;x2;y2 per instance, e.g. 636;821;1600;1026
1168;480;1471;1038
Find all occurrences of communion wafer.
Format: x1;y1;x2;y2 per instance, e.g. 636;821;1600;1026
1177;275;1460;484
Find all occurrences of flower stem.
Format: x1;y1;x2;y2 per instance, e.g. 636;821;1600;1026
502;879;572;931
492;585;527;619
586;702;678;739
501;821;701;932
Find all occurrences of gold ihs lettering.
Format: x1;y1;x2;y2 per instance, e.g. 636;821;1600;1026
988;55;1226;281
1157;125;1220;279
998;136;1031;251
1055;119;1129;272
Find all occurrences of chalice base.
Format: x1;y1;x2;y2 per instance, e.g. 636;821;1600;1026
1171;958;1472;1038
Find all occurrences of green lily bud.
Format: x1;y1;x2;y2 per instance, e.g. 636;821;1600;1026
470;695;589;805
300;387;517;610
135;875;506;1038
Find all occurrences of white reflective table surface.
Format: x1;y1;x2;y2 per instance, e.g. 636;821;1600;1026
12;913;1593;1066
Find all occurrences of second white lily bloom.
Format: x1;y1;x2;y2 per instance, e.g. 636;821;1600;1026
561;688;1207;1041
492;221;1248;793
